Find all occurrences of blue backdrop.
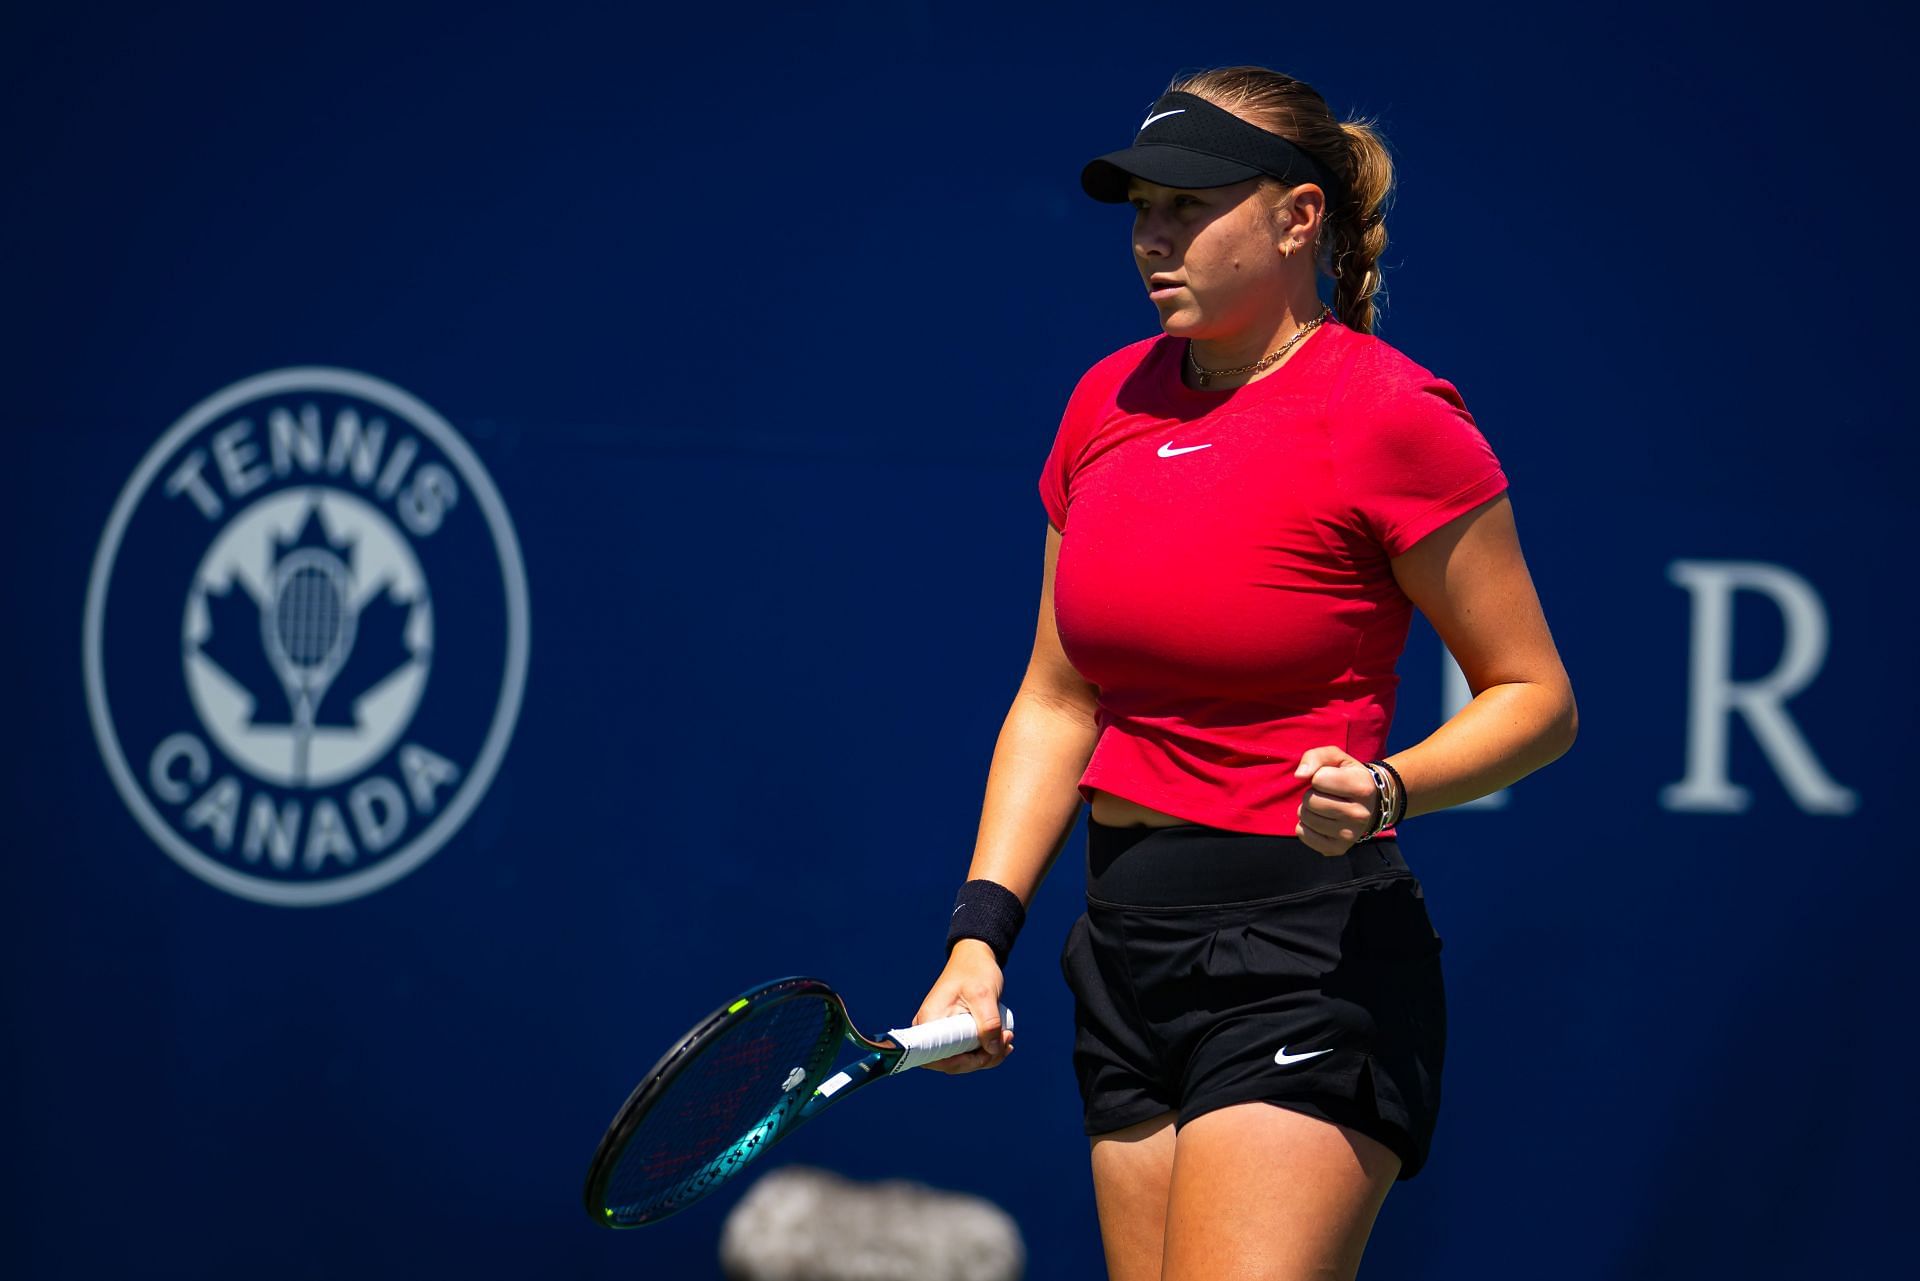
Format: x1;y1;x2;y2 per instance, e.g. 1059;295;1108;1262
5;2;1913;1277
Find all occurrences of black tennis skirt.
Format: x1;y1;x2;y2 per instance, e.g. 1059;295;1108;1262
1058;816;1447;1180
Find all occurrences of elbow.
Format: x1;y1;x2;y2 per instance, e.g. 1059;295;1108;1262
1518;673;1577;761
1554;686;1579;757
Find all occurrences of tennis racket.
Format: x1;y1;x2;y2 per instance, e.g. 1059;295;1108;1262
582;975;1015;1228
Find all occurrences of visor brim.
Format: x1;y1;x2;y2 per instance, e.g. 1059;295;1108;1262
1079;146;1268;203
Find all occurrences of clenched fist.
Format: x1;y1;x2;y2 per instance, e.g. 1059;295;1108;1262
1293;745;1383;857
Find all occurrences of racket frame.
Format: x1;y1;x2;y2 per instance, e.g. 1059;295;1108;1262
582;975;912;1228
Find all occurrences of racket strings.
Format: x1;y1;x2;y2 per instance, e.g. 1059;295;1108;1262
602;997;841;1223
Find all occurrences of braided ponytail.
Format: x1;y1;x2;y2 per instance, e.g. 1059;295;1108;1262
1167;66;1399;334
1328;117;1395;335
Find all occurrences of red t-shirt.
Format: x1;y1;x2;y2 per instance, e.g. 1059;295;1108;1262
1039;318;1509;837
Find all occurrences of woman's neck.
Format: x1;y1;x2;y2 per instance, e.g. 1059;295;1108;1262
1181;302;1331;391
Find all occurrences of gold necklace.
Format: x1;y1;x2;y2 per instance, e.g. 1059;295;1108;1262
1187;304;1334;388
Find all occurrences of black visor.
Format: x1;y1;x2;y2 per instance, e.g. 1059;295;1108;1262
1080;90;1343;209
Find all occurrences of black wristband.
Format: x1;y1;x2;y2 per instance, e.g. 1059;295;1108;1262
1375;759;1406;827
946;878;1027;968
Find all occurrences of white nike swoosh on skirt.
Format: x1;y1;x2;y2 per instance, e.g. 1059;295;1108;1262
1274;1045;1335;1066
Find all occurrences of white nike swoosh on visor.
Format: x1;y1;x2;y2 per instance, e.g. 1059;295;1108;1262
1274;1046;1335;1066
1139;108;1186;131
1158;442;1211;457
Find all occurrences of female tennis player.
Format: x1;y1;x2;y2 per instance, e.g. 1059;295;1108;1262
912;65;1576;1280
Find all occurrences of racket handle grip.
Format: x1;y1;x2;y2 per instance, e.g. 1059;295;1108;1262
887;1003;1015;1072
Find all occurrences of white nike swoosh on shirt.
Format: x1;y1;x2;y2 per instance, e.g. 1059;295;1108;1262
1139;108;1186;131
1158;442;1212;457
1274;1045;1335;1066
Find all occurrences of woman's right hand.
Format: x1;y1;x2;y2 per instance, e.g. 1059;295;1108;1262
910;939;1014;1074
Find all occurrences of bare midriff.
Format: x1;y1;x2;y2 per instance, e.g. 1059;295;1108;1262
1086;787;1194;828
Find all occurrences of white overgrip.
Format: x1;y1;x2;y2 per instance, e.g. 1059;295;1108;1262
885;1004;1015;1073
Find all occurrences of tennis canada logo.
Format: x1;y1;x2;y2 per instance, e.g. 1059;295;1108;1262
83;368;530;906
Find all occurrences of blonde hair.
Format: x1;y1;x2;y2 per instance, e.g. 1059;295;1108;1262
1167;66;1396;334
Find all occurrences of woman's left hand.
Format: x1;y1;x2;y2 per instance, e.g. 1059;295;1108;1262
1292;746;1380;857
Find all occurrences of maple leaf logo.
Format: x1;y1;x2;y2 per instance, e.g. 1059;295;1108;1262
196;502;418;783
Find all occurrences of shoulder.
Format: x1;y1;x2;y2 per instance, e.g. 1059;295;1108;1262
1325;325;1458;408
1068;334;1163;401
1050;334;1166;447
1315;325;1507;553
1322;326;1483;452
